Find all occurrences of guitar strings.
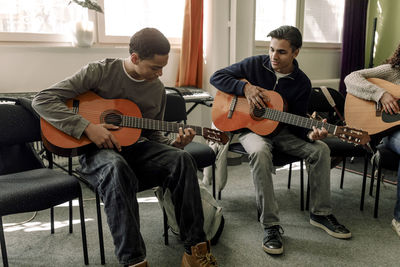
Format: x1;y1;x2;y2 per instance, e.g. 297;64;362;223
68;109;203;133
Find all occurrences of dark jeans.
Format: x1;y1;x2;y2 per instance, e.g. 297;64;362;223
78;140;206;265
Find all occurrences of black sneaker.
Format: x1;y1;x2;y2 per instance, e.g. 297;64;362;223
310;213;351;239
262;225;284;255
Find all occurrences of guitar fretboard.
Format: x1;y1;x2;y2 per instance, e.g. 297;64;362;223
121;115;204;135
262;108;337;134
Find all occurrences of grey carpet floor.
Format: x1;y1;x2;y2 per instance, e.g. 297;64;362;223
2;162;400;267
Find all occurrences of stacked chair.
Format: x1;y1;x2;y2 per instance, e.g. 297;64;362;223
0;97;88;267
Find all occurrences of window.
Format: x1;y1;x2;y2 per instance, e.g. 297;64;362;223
255;0;345;45
303;0;344;43
0;0;185;44
0;0;86;42
255;0;297;41
97;0;185;45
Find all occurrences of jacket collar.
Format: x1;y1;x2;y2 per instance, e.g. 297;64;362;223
262;55;299;79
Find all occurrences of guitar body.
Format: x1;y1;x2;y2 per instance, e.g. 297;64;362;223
41;91;142;156
345;78;400;136
212;89;284;136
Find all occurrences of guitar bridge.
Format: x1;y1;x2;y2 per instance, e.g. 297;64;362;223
227;96;237;119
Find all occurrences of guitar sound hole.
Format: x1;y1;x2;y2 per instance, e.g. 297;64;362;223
103;112;122;126
253;107;265;118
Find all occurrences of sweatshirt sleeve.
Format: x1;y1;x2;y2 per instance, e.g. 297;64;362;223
210;58;253;95
344;64;395;103
32;63;102;139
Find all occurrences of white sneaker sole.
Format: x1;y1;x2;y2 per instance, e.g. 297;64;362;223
262;243;283;255
310;219;352;239
391;220;400;238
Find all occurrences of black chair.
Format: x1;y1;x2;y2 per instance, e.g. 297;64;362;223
164;92;217;197
0;98;88;267
38;140;107;264
307;87;371;211
370;144;400;218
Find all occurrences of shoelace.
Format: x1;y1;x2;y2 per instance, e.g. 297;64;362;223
196;252;218;266
265;225;284;241
326;214;339;225
325;214;346;230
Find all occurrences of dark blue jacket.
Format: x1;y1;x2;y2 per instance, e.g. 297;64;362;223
210;54;312;140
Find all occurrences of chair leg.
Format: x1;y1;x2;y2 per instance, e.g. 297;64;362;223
68;157;73;234
340;158;346;189
50;207;55;234
69;200;73;234
370;162;376;196
0;217;9;267
360;155;369;211
212;164;216;199
306;180;310;211
288;163;292;189
300;160;304;211
78;192;89;265
163;207;169;245
374;165;382;218
95;191;106;265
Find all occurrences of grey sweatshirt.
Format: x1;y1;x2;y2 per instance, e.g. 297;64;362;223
344;64;400;103
32;58;173;145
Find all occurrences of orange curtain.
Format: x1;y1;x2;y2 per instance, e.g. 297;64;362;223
175;0;203;88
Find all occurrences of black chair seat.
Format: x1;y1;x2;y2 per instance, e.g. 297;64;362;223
322;136;367;157
228;142;246;154
184;142;216;169
375;144;400;170
0;168;80;216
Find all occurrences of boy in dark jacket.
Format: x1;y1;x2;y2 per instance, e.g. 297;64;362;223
210;25;351;255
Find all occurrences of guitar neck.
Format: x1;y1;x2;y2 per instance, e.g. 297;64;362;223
121;115;204;136
263;108;337;134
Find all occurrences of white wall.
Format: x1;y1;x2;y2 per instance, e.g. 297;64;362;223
254;45;342;89
0;46;180;93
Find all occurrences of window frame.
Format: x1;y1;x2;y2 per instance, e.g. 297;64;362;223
255;0;343;49
0;32;70;43
0;0;92;44
95;0;182;47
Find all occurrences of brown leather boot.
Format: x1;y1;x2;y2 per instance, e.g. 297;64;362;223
129;259;148;267
181;241;217;267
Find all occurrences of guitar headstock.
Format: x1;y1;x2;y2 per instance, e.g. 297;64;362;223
334;126;371;145
203;128;229;144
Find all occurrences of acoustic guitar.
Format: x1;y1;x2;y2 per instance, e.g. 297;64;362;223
212;89;370;145
41;91;229;156
345;78;400;136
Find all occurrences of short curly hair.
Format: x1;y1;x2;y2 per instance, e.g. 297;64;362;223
129;28;170;59
386;42;400;68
